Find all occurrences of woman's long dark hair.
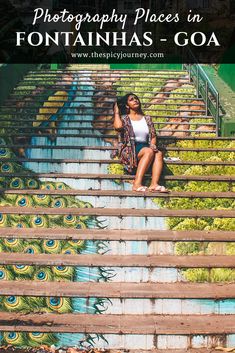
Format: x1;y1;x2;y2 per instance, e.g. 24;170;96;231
117;93;144;115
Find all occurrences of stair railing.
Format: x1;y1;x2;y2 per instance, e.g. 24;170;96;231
183;51;221;136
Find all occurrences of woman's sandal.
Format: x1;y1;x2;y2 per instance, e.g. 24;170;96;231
133;186;148;192
149;185;170;193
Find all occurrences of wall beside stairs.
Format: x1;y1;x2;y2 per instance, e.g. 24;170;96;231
0;66;235;351
0;64;36;105
219;64;235;92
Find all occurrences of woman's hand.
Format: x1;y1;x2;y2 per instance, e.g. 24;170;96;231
150;144;158;152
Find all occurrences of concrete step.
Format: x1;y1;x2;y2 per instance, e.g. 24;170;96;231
3;146;232;153
0;252;234;268
0;312;235;335
12;89;196;96
19;71;188;76
2;107;206;114
0;121;217;131
1;128;215;135
1;206;233;230
26;70;188;76
15;158;235;174
6;95;202;103
2;188;234;199
5;176;234;195
2;190;232;209
0;228;234;242
3;100;204;107
0;227;234;256
1;281;235;299
0;122;215;129
0;134;228;141
4;172;232;183
0;206;234;218
15;80;193;87
0;114;212;120
28;69;188;73
3;157;233;165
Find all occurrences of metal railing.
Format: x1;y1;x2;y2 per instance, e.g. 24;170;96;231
183;52;221;136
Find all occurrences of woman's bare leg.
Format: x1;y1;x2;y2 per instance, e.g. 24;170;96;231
133;148;154;190
149;151;164;188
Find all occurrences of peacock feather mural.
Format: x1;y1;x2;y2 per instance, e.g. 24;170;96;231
0;72;112;349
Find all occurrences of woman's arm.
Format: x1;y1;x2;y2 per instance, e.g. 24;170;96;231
113;102;123;130
150;136;157;146
148;116;158;151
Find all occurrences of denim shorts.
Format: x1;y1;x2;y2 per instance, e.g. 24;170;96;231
135;142;149;155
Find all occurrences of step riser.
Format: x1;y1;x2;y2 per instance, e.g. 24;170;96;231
22;161;111;174
0;122;215;129
0;239;232;254
2;213;166;230
0;116;214;122
98;216;215;229
22;162;235;174
66;195;157;209
23;149;229;160
40;177;132;190
0;296;234;315
0;332;234;350
3;135;232;142
92;241;228;256
0;240;180;255
0;266;231;283
82;266;235;282
13;146;229;159
21;177;235;190
54;333;235;350
15;82;192;87
16;69;185;75
24;136;109;146
2;332;235;351
104;299;235;315
0;240;227;255
28;70;186;72
27;148;112;160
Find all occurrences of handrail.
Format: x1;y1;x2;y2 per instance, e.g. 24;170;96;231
183;50;221;136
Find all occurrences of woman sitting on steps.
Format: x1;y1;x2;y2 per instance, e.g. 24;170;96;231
113;93;169;193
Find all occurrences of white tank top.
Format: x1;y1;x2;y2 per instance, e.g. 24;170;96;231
130;117;149;143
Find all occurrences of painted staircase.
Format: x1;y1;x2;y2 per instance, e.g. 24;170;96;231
0;66;234;352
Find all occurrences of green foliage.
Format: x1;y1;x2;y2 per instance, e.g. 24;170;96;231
210;268;235;282
107;160;125;184
182;264;235;282
107;162;124;176
175;242;205;255
154;138;235;283
182;268;210;282
226;243;235;255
